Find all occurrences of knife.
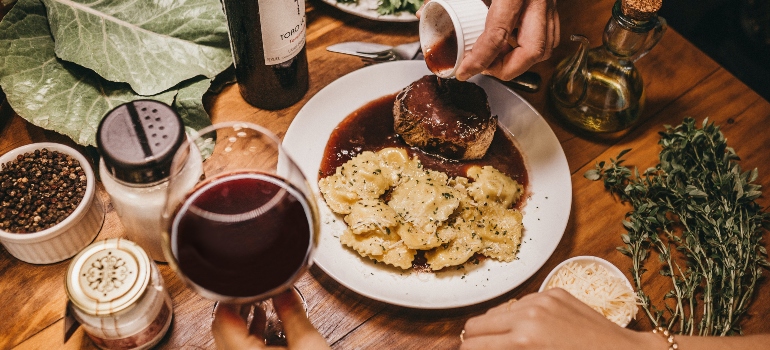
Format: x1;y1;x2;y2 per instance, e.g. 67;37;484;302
326;41;541;93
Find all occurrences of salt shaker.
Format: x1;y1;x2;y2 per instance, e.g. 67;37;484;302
65;238;173;349
97;100;201;262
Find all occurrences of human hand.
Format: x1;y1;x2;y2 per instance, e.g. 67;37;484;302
455;0;560;81
460;288;658;350
211;289;330;350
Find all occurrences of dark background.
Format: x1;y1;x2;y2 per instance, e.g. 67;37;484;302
660;0;770;101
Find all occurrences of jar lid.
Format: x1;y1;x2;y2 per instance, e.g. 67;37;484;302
66;238;151;316
96;100;185;184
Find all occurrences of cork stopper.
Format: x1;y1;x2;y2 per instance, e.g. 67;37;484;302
621;0;662;21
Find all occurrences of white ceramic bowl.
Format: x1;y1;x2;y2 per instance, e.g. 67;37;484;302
419;0;488;78
0;143;104;264
539;255;635;327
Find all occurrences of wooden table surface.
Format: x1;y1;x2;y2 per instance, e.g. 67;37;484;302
2;0;770;349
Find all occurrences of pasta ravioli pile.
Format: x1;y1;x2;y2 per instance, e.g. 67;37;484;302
318;147;525;270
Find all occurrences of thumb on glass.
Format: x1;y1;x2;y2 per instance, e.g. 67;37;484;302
211;289;329;350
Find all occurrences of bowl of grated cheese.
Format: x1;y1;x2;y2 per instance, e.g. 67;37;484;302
539;256;638;327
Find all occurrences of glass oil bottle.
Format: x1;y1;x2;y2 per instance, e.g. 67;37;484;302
549;0;667;133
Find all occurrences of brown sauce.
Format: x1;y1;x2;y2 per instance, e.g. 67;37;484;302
319;93;529;193
425;28;458;73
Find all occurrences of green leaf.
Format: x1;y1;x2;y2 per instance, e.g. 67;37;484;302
584;169;602;181
173;77;215;157
0;0;176;146
617;148;632;159
41;0;232;95
617;246;632;257
621;233;632;244
687;187;708;198
377;0;423;15
173;76;213;133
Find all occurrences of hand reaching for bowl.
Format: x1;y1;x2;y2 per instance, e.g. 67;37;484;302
460;288;649;350
418;0;560;81
460;288;770;350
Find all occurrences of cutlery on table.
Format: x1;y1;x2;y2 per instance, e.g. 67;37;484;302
327;41;423;61
326;41;542;93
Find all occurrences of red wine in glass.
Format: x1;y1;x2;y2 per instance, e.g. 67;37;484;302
170;171;313;300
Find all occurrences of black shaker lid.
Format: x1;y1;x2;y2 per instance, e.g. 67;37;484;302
96;100;185;184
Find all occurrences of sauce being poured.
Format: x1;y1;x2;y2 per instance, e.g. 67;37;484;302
424;28;458;74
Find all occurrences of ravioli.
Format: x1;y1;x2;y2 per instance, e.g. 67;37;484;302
319;147;525;271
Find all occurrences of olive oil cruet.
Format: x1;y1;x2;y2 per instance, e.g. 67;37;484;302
549;0;666;133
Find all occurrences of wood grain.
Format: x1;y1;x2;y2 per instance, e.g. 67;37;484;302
2;0;769;349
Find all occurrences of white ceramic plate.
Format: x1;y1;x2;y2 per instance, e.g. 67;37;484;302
321;0;418;22
283;60;571;309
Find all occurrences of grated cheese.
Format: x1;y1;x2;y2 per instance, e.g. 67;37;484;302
545;261;638;326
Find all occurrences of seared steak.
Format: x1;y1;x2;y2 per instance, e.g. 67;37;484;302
393;75;496;160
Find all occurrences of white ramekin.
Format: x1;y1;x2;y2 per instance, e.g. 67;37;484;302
419;0;488;78
539;255;636;327
0;143;104;264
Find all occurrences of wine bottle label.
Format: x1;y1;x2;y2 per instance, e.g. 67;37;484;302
258;0;306;66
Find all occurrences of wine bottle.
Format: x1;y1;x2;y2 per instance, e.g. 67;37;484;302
221;0;309;110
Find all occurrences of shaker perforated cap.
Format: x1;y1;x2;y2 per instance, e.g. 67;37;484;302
97;100;185;184
65;238;151;316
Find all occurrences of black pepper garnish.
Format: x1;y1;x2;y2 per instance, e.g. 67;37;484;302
0;148;87;233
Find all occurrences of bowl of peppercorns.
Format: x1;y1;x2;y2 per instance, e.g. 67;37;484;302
0;143;104;264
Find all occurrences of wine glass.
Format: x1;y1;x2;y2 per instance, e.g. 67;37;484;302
160;121;319;343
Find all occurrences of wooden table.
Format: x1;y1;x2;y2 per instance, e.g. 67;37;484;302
3;0;770;348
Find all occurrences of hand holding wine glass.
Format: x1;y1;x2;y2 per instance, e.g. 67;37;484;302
161;121;320;344
212;289;330;350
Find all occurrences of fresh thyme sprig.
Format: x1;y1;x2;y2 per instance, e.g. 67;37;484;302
585;117;770;336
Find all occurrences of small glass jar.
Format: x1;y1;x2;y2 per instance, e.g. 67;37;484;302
66;238;173;349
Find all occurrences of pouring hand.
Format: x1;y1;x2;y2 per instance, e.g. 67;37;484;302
455;0;560;81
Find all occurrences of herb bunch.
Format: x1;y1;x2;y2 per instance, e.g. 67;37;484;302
585;117;770;336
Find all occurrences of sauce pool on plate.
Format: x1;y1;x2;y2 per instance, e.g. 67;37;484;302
318;92;529;201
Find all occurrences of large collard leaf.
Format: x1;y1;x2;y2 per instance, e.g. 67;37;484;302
173;75;212;133
174;76;217;158
41;0;232;96
0;0;176;146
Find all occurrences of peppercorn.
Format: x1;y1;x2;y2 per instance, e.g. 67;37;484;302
0;149;87;233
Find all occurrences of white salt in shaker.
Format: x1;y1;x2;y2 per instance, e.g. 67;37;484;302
65;238;173;349
97;100;200;262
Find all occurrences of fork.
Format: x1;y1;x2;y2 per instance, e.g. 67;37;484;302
359;41;423;64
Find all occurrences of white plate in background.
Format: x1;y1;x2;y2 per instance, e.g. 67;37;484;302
320;0;418;22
